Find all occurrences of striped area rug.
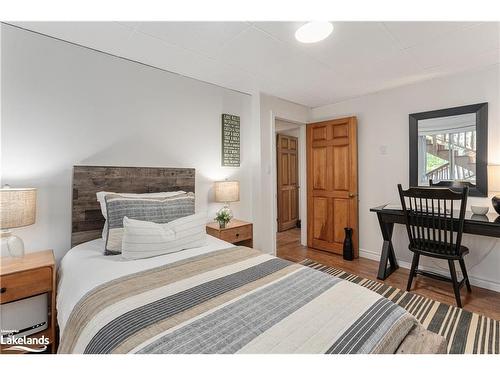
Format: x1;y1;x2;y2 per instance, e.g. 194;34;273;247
300;259;499;354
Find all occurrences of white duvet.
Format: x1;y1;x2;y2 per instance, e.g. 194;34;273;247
57;235;234;335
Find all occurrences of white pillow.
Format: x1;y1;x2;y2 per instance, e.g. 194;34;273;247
121;212;208;260
96;191;186;239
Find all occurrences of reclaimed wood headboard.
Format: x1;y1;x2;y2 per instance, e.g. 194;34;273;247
71;166;195;247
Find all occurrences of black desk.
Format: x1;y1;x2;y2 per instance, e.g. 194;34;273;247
370;204;500;280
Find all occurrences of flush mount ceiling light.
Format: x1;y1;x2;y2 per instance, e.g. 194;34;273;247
295;21;333;44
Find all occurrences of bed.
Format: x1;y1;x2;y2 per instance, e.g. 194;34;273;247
57;166;447;354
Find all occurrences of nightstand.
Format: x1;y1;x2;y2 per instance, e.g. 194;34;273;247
0;250;57;354
206;219;253;247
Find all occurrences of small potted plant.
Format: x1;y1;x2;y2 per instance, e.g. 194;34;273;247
215;207;233;229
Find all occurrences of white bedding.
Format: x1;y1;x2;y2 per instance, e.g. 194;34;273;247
57;235;234;334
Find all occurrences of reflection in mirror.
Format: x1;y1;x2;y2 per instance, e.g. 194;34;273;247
409;103;488;197
417;113;477;186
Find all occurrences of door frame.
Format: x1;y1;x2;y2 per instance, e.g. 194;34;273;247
271;113;307;253
306;116;359;256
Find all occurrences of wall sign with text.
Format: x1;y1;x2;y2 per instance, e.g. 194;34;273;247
221;114;240;167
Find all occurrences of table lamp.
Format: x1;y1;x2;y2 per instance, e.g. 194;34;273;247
214;180;239;228
489;165;500;215
0;186;37;257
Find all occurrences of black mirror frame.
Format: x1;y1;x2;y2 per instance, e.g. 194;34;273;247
409;102;488;197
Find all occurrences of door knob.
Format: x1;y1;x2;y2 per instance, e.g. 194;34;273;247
349;193;357;198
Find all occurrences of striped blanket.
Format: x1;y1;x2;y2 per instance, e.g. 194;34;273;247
59;247;419;354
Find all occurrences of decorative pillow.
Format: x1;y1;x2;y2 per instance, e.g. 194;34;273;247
96;191;186;238
104;192;195;255
121;212;208;260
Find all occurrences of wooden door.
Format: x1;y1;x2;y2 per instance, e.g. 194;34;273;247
277;134;299;232
307;117;358;256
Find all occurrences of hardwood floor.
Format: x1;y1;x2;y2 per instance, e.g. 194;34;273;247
277;228;500;321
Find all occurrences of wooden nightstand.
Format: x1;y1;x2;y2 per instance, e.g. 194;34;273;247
206;219;253;247
0;250;57;354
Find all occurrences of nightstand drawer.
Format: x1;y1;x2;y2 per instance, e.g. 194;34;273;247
220;225;252;243
0;267;52;304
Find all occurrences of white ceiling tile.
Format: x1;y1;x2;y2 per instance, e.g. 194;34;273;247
12;22;135;57
8;21;500;108
406;22;499;69
254;22;401;71
136;22;251;58
122;31;255;93
216;27;333;90
114;21;143;32
424;48;500;77
308;50;432;106
250;21;309;44
383;22;482;49
214;27;292;78
353;51;422;84
118;30;199;71
311;24;401;71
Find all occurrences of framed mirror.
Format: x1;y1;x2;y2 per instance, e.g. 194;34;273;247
409;103;488;197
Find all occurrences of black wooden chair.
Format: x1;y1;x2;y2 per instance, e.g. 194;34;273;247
397;184;471;307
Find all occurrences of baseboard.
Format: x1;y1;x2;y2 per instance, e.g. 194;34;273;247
359;248;500;293
358;248;382;262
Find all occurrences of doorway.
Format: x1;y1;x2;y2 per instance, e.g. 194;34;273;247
275;119;305;253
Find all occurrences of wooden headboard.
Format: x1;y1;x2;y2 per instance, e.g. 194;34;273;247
71;166;195;247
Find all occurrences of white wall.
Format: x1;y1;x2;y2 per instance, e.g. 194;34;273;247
311;65;500;291
1;25;256;261
275;119;300;135
254;94;310;253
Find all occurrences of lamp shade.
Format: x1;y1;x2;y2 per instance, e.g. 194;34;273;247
0;188;37;229
488;165;500;192
214;181;239;203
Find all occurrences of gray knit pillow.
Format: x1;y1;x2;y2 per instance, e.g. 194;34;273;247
104;192;195;255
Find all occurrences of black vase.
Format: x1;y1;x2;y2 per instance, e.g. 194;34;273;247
492;195;500;215
343;227;354;261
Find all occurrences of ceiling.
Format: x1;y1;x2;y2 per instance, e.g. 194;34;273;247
9;21;500;107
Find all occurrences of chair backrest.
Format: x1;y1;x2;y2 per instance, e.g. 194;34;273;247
397;184;469;256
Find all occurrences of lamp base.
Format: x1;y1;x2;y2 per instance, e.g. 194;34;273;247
493;195;500;215
0;231;25;258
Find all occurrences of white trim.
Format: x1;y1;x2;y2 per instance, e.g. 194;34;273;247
358;247;383;262
270;111;277;256
298;125;307;246
359;248;500;293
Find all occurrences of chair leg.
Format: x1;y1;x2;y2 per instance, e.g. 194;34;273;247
448;260;462;308
459;258;472;292
406;253;420;291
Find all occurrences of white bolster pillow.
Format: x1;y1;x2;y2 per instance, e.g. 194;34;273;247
121;212;208;260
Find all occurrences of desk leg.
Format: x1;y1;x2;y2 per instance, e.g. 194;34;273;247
376;214;399;280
